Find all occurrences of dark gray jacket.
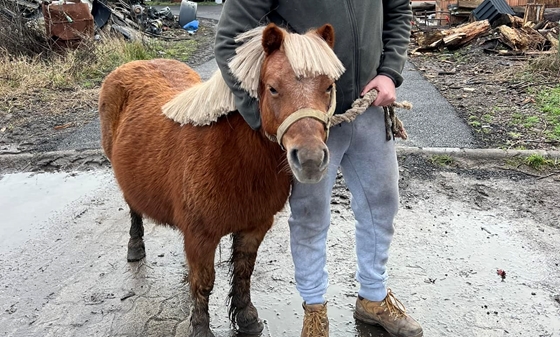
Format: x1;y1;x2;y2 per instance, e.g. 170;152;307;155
214;0;412;130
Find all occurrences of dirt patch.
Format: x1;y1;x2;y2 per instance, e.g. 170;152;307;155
0;18;217;155
409;49;559;151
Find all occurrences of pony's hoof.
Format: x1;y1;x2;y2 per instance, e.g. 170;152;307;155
237;317;264;335
189;326;215;337
127;239;146;262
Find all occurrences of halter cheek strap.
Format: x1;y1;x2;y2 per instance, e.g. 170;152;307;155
275;84;337;149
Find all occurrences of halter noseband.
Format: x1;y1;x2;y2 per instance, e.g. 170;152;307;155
274;84;337;149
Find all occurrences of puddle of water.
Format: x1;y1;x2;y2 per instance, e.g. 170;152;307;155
0;170;112;253
254;285;390;337
209;284;390;336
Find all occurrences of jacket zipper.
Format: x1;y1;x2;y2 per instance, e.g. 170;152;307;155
345;0;361;98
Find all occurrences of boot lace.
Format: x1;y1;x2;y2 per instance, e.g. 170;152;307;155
382;289;407;319
303;307;327;335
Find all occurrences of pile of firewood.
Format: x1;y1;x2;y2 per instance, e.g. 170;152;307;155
412;15;559;55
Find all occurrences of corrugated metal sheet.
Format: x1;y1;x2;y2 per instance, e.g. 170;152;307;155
472;0;516;22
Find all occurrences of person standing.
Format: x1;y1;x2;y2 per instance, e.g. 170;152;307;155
215;1;422;336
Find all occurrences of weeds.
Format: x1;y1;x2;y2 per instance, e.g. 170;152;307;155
0;36;187;115
524;154;556;170
0;0;53;58
430;155;455;166
536;86;560;140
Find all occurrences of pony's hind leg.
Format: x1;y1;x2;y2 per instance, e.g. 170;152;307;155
127;207;146;262
228;220;272;335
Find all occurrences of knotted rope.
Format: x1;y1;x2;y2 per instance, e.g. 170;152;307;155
330;90;412;141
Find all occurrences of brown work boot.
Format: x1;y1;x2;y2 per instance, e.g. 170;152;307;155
354;289;423;337
301;302;329;337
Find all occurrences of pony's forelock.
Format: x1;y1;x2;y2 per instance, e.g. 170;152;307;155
229;26;345;98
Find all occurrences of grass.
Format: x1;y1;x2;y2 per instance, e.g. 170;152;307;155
535;86;560;140
0;36;196;115
430;155;455;166
155;40;198;62
468;115;481;128
524;154;556;170
1;38;154;91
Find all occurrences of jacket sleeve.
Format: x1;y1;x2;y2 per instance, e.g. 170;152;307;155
377;0;412;88
214;0;276;130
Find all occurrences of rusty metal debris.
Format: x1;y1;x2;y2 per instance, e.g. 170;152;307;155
6;0;195;42
42;0;94;48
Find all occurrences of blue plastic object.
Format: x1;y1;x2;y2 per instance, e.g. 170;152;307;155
183;19;199;33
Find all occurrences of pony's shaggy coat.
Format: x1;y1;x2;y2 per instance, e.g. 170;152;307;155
162;25;345;126
99;23;341;337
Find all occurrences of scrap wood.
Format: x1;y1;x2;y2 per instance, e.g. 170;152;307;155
492;14;524;28
498;25;530;51
54;122;73;130
521;26;548;50
524;3;546;25
443;20;491;49
414;30;444;48
483;48;556;57
546;32;559;50
414;20;491;50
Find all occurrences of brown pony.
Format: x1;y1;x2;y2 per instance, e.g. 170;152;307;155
99;23;344;337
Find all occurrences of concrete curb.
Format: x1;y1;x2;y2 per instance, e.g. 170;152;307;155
0;149;109;173
395;146;560;160
1;146;559;173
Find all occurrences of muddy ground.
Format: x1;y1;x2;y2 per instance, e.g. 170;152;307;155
0;153;559;337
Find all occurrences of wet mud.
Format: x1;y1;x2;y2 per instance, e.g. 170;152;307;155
1;158;559;336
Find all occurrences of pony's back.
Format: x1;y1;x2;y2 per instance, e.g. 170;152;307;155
98;59;201;159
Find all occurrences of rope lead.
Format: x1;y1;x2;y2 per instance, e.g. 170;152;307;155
330;90;412;141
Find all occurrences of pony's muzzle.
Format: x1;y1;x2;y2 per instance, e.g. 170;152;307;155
288;145;329;183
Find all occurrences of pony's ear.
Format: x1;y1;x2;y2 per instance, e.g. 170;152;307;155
262;23;284;55
316;24;335;49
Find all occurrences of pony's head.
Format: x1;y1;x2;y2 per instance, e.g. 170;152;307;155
230;23;345;183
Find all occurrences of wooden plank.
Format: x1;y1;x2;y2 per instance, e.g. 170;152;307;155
524;4;546;24
457;0;483;8
546;32;559;50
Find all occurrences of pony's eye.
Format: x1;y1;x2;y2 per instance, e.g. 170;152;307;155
269;86;278;95
326;84;333;93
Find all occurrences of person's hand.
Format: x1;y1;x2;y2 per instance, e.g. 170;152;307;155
361;75;396;107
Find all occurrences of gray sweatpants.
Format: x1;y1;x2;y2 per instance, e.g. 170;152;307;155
288;106;399;305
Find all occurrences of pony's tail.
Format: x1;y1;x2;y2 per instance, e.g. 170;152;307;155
98;67;129;161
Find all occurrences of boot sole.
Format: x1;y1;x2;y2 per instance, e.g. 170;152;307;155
353;311;423;337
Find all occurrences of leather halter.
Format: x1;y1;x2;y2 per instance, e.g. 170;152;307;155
275;84;337;149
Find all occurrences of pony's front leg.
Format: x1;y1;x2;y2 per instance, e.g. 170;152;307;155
228;219;273;334
184;230;220;337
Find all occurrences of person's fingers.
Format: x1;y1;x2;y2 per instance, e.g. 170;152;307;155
372;90;396;107
361;82;377;96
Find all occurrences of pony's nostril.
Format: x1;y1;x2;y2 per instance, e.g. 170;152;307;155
320;148;329;170
289;148;302;169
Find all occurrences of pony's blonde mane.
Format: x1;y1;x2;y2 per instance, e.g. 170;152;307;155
163;25;345;126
